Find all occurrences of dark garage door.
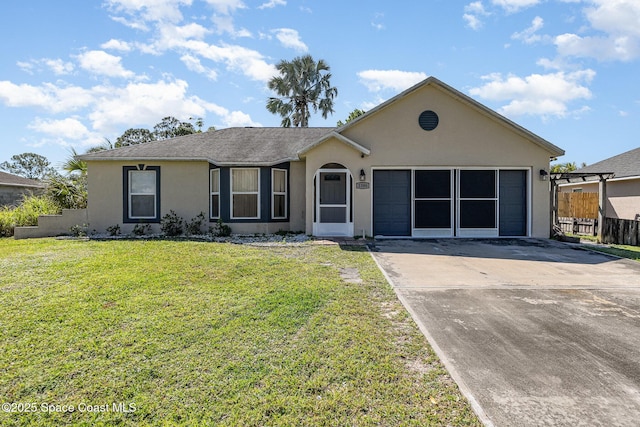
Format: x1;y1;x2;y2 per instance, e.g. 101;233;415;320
499;170;527;236
374;170;411;236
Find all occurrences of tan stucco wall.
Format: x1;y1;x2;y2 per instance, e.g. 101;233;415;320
87;160;210;234
303;84;555;237
560;179;640;220
14;209;88;239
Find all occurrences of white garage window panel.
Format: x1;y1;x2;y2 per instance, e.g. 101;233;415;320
412;169;455;238
457;169;499;238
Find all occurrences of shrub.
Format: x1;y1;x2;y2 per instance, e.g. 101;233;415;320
209;218;232;237
132;223;151;236
185;212;206;236
160;210;184;237
106;224;121;236
46;174;87;209
69;223;88;237
0;194;61;237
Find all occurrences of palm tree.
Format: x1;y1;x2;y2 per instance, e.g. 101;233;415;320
266;55;338;127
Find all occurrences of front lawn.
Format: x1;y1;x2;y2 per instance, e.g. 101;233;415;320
584;243;640;261
0;239;480;426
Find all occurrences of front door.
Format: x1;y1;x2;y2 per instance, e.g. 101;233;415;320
313;168;353;237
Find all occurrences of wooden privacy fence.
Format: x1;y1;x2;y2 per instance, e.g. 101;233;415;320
557;192;600;236
558;192;599;219
602;217;640;246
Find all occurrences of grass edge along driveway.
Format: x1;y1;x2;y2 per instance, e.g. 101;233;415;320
0;239;480;426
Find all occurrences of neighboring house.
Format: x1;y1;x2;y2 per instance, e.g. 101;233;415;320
558;147;640;220
80;77;564;238
0;171;45;207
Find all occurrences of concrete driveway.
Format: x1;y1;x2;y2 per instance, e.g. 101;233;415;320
370;239;640;427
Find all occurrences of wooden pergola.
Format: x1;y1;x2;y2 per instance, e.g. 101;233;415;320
549;172;614;240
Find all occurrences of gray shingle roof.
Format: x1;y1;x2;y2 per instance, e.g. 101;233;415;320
0;171;45;188
79;127;335;166
576;147;640;179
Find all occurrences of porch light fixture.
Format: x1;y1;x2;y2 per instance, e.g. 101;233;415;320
359;169;366;181
539;169;548;181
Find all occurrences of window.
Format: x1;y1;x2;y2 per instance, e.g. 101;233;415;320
125;168;159;221
459;170;497;229
231;168;259;219
414;170;452;229
210;169;220;219
272;169;287;219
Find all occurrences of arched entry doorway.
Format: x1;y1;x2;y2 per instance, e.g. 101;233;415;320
313;163;353;237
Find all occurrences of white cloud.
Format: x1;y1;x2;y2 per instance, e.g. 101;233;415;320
371;12;385;31
28;117;91;140
536;56;573;71
101;39;133;52
0;81;94;113
553;0;640;61
143;22;274;81
203;0;246;14
469;70;596;118
87;78;259;132
491;0;540;13
211;15;251;37
512;16;545;44
45;59;75;75
88;79;203;132
180;54;218;80
555;33;640;61
357;70;428;93
587;0;640;37
219;110;260;127
16;61;34;74
104;0;192;23
463;13;483;30
156;33;276;81
0;77;259;149
271;28;308;52
258;0;286;9
15;59;74;76
463;1;490;30
76;50;135;79
109;15;149;31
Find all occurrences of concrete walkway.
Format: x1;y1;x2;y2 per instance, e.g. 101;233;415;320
371;239;640;427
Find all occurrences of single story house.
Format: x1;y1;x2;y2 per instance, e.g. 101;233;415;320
558;147;640;221
0;171;45;207
80;77;564;238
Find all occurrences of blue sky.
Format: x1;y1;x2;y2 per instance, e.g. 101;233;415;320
1;0;639;171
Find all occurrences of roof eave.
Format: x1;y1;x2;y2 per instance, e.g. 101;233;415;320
81;156;301;167
0;182;45;188
298;131;370;157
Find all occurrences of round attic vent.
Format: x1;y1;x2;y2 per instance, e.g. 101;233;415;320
418;110;439;131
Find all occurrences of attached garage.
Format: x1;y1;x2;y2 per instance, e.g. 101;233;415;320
373;168;529;238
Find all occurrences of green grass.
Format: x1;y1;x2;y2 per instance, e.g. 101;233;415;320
584;243;640;261
0;239;480;426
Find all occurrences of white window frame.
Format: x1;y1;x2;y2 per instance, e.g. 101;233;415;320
230;168;260;219
412;168;455;238
210;168;220;220
128;170;157;220
456;168;499;238
272;168;287;219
